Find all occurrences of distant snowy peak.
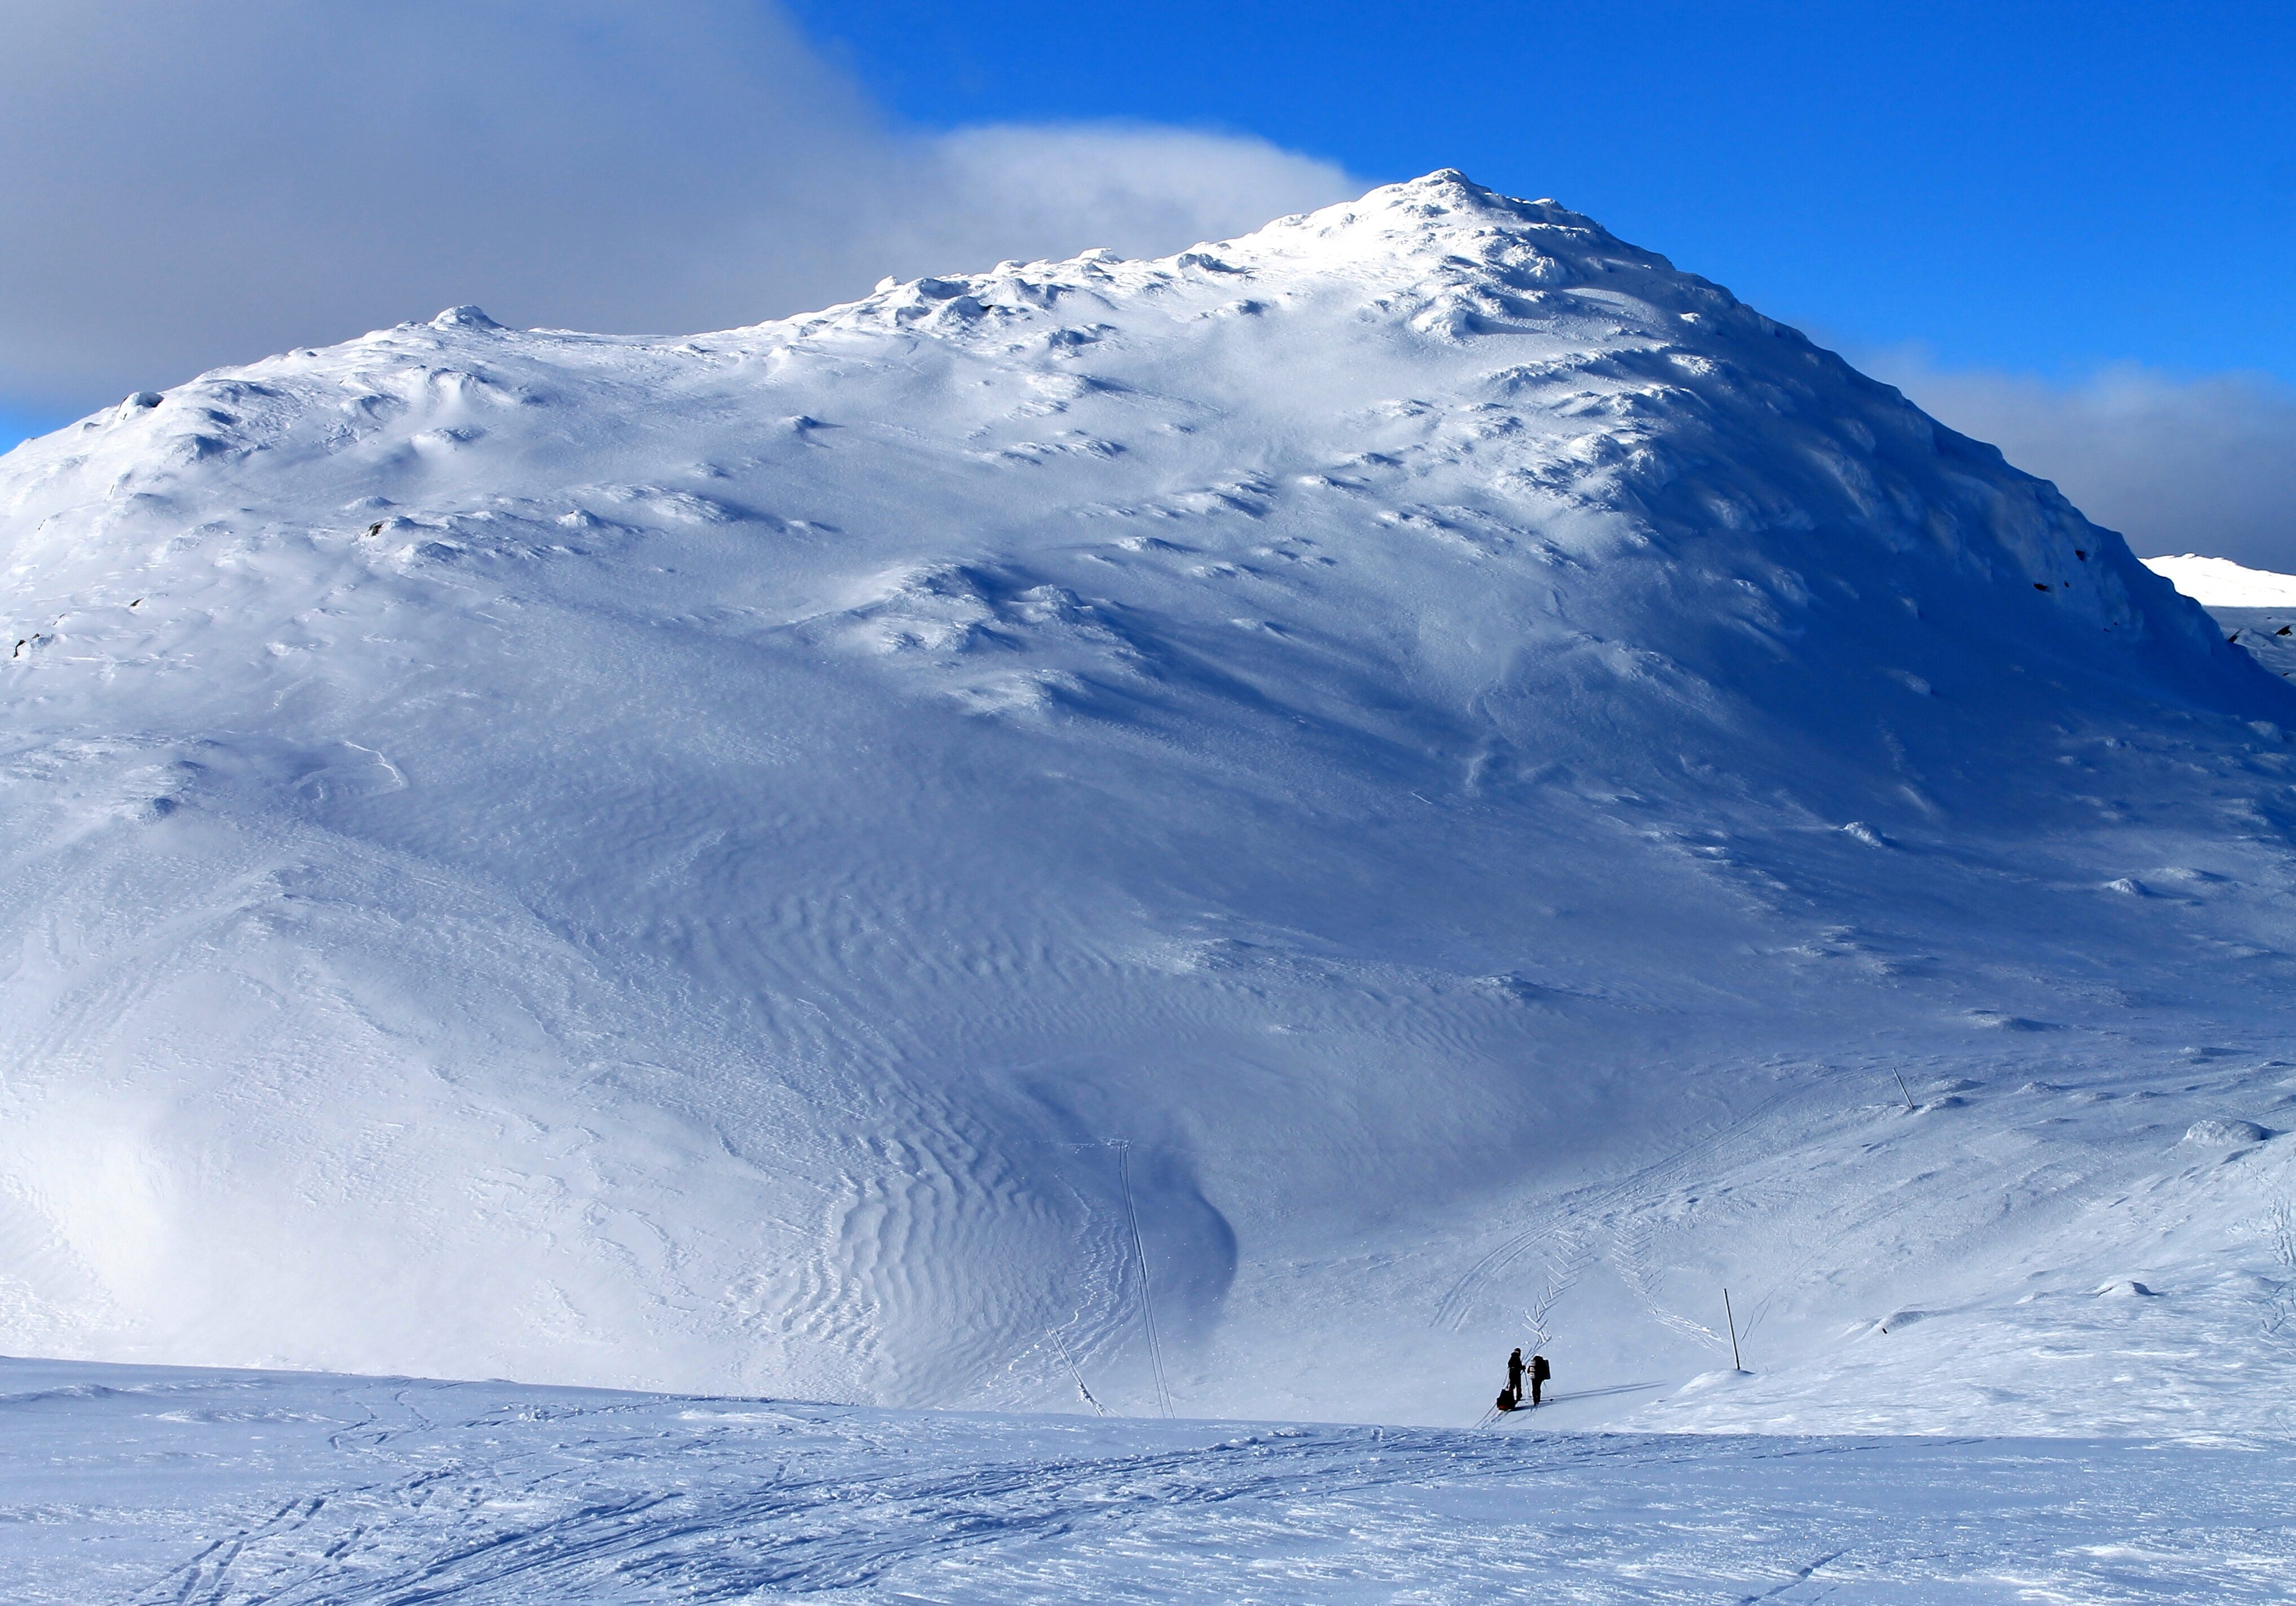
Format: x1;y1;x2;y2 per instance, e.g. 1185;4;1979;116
2142;553;2296;607
804;169;1770;359
941;169;1641;289
4;167;2249;707
756;174;2156;645
6;170;2273;774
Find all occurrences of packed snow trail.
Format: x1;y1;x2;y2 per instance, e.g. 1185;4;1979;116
3;171;2295;1428
7;1358;2294;1605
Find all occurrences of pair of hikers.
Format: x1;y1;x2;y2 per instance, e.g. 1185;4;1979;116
1495;1347;1549;1413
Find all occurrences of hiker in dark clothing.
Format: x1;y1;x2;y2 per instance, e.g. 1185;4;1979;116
1508;1348;1525;1399
1530;1353;1551;1405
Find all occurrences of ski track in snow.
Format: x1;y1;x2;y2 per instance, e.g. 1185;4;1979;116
6;1358;2292;1605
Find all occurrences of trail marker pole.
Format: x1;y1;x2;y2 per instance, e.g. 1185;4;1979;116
1893;1070;1917;1113
1723;1287;1744;1373
1051;1327;1107;1418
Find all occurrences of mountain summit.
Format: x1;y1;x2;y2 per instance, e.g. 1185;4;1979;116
3;174;2290;1429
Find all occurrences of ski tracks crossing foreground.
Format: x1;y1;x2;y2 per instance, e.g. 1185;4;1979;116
11;1360;2295;1605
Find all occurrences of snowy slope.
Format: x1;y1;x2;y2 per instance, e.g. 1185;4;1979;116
10;1357;2293;1604
3;173;2294;1432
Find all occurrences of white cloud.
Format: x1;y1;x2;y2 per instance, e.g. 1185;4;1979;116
924;125;1354;261
1864;349;2296;573
0;0;1357;409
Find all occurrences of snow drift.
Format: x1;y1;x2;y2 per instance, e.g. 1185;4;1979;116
4;173;2293;1430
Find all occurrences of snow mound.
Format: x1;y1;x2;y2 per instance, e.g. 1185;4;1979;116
1673;1367;1755;1393
2180;1118;2269;1148
3;171;2294;1432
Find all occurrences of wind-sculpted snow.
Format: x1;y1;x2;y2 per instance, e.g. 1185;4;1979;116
9;1359;2295;1605
2;173;2294;1431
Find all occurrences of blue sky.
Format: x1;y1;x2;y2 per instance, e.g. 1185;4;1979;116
789;0;2293;382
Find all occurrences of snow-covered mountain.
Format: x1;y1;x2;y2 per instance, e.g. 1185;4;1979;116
4;172;2292;1431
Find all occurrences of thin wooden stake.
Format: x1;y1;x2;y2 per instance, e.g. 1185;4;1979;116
1050;1326;1107;1418
1723;1287;1744;1373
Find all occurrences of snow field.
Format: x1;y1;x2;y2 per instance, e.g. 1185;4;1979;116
6;1357;2293;1604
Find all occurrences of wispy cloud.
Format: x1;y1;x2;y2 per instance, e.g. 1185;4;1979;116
0;0;1356;413
1864;348;2296;572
